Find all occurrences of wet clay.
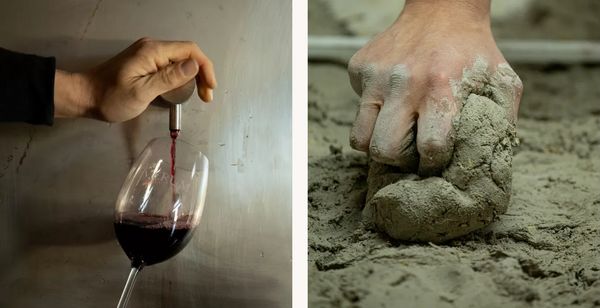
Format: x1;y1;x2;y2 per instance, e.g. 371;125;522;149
365;95;515;242
359;58;522;243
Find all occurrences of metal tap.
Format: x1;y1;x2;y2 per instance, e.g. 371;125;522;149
160;79;196;131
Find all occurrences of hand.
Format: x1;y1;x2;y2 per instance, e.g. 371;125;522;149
54;37;217;122
347;0;522;175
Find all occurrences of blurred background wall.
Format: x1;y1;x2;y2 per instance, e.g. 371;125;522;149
0;0;291;307
309;0;600;39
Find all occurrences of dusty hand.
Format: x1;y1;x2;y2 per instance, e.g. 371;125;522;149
54;37;217;122
347;0;522;175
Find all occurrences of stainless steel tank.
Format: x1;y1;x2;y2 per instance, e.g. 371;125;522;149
0;0;291;307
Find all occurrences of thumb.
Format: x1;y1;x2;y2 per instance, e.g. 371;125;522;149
146;59;199;97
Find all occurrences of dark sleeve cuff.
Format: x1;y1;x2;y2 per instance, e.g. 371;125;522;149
0;47;55;125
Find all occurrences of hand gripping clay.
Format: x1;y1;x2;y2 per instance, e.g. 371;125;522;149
363;94;516;242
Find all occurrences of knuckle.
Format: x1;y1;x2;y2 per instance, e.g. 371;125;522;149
134;37;153;50
137;40;157;54
137;37;153;44
388;64;409;91
359;65;379;94
360;63;377;81
427;70;451;87
180;40;197;51
347;56;365;95
348;54;376;79
347;54;363;76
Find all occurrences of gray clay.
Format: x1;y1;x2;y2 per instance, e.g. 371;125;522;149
364;94;515;242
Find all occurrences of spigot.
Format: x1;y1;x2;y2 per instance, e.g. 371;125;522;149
160;79;196;132
169;104;182;131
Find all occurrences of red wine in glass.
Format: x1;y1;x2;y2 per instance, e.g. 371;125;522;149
114;213;194;267
114;137;209;308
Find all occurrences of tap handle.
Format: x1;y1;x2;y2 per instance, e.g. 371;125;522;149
162;79;194;132
161;79;196;105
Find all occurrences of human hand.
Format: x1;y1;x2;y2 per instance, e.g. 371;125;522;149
54;37;217;122
347;0;522;175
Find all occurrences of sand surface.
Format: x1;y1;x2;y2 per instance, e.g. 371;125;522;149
308;1;600;306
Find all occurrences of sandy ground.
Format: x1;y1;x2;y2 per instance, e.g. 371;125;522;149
308;0;600;307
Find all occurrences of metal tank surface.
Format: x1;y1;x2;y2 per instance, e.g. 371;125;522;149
0;0;291;307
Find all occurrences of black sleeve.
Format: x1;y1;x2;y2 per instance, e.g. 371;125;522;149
0;47;55;125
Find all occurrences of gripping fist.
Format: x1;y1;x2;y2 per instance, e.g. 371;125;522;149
348;0;522;175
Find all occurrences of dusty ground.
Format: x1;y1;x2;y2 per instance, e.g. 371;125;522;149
308;0;600;307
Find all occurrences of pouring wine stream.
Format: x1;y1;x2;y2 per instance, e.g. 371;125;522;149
162;80;196;240
163;78;196;179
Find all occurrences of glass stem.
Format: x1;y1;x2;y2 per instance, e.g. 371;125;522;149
117;264;143;308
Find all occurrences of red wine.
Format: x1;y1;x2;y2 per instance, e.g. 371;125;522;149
114;213;194;267
169;130;179;183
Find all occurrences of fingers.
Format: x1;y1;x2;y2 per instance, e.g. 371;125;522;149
349;64;418;170
349;62;382;151
154;40;216;86
365;65;419;170
155;40;217;101
134;38;217;102
349;54;520;176
416;94;458;176
197;83;214;102
369;98;419;170
349;97;381;151
197;68;215;102
145;59;199;99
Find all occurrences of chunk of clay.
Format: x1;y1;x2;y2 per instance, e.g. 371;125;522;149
363;94;515;242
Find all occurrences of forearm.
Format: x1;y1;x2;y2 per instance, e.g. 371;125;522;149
402;0;491;25
54;70;94;118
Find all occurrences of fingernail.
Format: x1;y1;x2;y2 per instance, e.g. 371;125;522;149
181;59;198;77
207;88;213;102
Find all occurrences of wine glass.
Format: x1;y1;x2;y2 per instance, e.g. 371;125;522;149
114;137;209;308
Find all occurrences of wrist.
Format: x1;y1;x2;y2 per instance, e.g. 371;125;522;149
400;0;491;27
54;70;96;119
